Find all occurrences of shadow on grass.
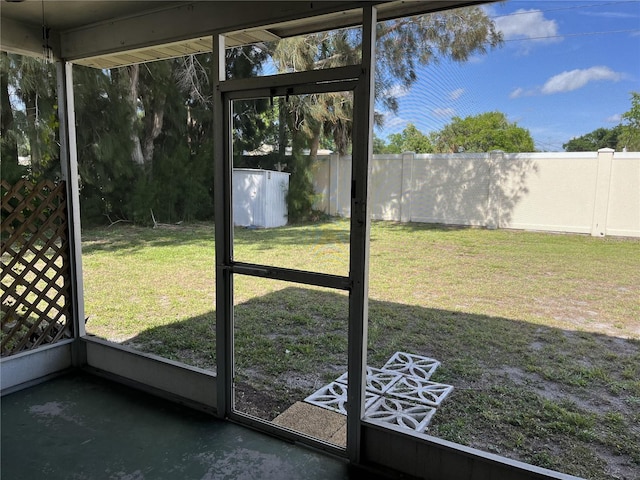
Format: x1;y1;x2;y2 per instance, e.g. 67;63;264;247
81;222;350;256
80;220;489;256
81;223;215;255
116;286;640;480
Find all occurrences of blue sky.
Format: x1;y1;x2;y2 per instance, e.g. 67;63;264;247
377;0;640;151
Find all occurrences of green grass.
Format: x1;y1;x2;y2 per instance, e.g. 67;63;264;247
81;220;640;480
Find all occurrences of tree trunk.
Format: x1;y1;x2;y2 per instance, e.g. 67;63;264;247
127;64;145;166
24;93;41;176
309;123;321;160
142;91;166;165
0;52;18;168
278;97;287;159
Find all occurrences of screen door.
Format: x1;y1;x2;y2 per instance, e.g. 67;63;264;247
226;90;354;448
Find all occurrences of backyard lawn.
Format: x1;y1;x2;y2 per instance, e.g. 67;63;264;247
82;220;640;480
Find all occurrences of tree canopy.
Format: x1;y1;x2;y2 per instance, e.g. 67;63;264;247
619;91;640;151
1;53;59;183
379;123;433;153
563;92;640;152
431;112;535;153
263;6;502;157
563;126;622;152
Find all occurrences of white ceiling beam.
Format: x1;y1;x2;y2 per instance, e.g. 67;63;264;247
60;1;362;62
1;16;60;60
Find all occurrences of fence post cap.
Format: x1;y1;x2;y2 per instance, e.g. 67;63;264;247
597;148;615;153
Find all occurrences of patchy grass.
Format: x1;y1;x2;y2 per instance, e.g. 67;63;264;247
81;220;640;480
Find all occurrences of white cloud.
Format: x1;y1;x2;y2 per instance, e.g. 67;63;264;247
510;66;624;99
541;66;623;94
385;84;410;99
449;88;464;101
606;114;622;123
382;115;408;132
509;87;526;99
432;107;455;118
495;9;561;44
580;11;638;19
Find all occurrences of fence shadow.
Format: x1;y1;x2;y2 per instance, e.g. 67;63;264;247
81;219;506;259
81;223;215;255
81;220;354;257
368;153;538;228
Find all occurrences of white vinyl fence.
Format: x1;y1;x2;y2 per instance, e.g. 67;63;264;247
311;148;640;237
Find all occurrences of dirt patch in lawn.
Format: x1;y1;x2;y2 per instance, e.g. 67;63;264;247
233;382;292;421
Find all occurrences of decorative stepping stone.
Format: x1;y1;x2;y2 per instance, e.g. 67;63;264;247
382;351;440;380
364;396;437;433
304;381;378;414
385;376;454;407
335;367;403;394
303;351;452;433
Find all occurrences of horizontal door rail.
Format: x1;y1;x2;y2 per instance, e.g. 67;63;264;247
225;262;352;290
220;65;361;93
225;79;359;101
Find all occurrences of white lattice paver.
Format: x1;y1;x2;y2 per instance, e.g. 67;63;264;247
381;351;440;380
335;367;403;394
364;397;437;433
304;381;379;414
385;376;454;407
304;352;453;433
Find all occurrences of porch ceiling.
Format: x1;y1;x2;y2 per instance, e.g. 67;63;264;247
0;1;484;68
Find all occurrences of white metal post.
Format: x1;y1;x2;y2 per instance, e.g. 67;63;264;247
347;4;376;464
591;148;615;237
56;61;86;366
400;152;414;223
213;33;234;418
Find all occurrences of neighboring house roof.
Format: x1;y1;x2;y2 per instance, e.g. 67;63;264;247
244;145;334;157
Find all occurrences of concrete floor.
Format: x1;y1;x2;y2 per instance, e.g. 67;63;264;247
1;373;388;480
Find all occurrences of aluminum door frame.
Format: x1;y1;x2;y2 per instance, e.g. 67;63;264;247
213;5;376;462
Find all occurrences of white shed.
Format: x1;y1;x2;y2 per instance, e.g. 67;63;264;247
233;169;290;228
